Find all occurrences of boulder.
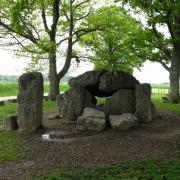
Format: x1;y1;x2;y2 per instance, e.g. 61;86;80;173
82;107;105;118
17;72;43;131
63;87;96;123
3;115;18;131
69;70;105;87
103;89;136;116
0;101;5;106
109;114;137;131
135;84;152;123
68;70;139;97
77;108;106;131
99;71;139;93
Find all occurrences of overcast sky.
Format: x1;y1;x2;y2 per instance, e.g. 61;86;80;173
0;49;169;84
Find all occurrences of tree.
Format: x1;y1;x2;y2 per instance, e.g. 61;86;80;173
117;0;180;103
0;0;97;100
80;6;158;74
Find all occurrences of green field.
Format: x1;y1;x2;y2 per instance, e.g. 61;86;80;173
152;94;180;112
0;83;172;97
151;83;170;88
0;83;69;97
0;101;57;125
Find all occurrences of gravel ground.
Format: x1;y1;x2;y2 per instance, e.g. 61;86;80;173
0;109;180;180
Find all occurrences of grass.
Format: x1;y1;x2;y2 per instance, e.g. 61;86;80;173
35;157;180;179
0;100;57;164
0;103;17;124
0;83;69;97
0;130;30;163
0;83;18;96
43;100;58;111
0;100;57;163
0;101;57;124
0;101;56;163
152;94;180;113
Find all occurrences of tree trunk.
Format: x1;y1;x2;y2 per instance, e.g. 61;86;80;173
168;11;180;103
169;44;180;103
57;0;73;90
48;52;59;101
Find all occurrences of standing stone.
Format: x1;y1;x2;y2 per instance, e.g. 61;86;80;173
103;89;136;116
63;87;96;123
17;72;43;131
3;115;18;131
135;84;152;123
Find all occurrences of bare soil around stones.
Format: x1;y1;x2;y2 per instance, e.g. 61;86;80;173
0;109;180;180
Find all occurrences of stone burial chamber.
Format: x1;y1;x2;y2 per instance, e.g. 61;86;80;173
62;70;157;131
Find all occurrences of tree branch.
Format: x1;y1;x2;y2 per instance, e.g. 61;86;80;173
74;0;91;9
41;8;50;36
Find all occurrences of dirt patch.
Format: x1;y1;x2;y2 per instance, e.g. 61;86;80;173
0;109;180;180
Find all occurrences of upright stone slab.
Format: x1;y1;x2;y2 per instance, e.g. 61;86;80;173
18;72;43;131
135;83;152;123
103;89;136;116
63;86;96;123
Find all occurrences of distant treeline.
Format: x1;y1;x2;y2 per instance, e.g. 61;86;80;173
0;75;18;83
0;74;73;84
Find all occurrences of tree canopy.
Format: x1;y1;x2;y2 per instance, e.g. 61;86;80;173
116;0;180;103
0;0;98;100
80;6;158;73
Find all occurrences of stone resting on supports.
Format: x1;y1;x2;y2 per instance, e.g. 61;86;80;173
61;70;157;130
17;72;43;131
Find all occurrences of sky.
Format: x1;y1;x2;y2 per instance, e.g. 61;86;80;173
0;49;169;84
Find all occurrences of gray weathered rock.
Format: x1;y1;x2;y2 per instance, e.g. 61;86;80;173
3;115;18;131
0;101;5;106
69;70;105;88
135;84;152;123
63;87;96;123
77;108;106;131
82;107;105;118
68;70;139;97
64;70;154;123
103;89;136;116
17;72;43;131
109;114;137;131
151;102;157;120
56;93;65;116
99;71;139;93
